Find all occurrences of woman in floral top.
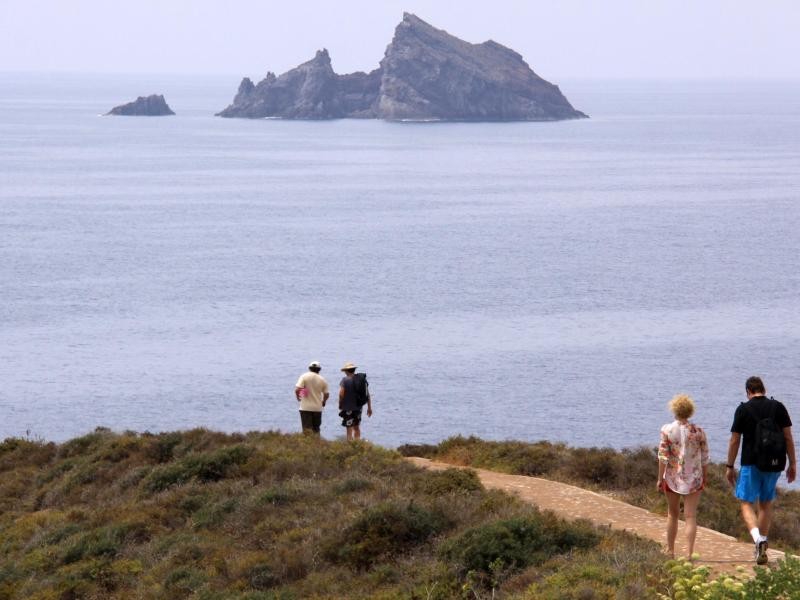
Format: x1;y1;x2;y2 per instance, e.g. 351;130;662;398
657;394;709;558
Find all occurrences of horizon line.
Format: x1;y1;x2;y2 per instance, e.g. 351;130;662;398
2;69;800;83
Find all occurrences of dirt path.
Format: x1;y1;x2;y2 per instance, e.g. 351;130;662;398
407;457;786;575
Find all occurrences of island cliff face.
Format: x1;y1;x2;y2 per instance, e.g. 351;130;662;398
220;50;380;119
217;13;585;121
107;94;175;116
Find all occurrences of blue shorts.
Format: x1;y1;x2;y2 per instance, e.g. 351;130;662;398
735;466;781;503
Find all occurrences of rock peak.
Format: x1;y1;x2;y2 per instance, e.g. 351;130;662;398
238;77;254;94
107;94;175;116
399;12;437;33
217;15;586;121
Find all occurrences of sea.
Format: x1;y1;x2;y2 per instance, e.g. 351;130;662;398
1;73;799;464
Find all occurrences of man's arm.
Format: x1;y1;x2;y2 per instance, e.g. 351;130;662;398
784;427;796;483
366;390;373;418
323;392;330;407
338;385;344;410
726;432;741;487
294;375;305;402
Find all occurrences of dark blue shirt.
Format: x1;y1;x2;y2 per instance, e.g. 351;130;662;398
340;376;368;412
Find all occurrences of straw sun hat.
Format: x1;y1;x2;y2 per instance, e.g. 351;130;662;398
340;362;357;371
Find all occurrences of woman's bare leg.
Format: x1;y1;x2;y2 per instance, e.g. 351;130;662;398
683;491;701;558
665;489;681;557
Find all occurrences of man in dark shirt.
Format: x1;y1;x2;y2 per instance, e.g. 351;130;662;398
726;376;796;564
338;362;373;441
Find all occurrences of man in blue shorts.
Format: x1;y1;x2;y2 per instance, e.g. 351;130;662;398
726;376;796;564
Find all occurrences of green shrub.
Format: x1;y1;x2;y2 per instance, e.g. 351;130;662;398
213;592;295;600
616;447;657;488
658;556;800;600
417;468;483;495
441;512;599;576
192;498;237;530
569;447;620;485
57;429;112;458
367;563;400;586
145;432;183;464
35;458;77;486
521;532;664;600
247;563;277;590
0;438;56;472
396;443;439;458
324;501;452;569
332;478;373;495
748;555;800;598
61;521;151;564
164;566;207;594
143;445;253;492
257;485;299;506
178;491;210;514
43;522;82;545
492;442;562;477
424;436;566;476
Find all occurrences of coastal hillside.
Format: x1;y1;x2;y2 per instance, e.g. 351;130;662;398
399;436;800;555
2;430;799;599
0;430;663;599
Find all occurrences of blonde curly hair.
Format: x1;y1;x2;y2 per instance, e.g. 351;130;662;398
668;394;695;420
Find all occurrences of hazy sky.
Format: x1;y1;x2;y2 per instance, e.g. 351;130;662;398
2;0;799;80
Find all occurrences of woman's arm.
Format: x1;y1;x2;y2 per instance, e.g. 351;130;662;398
657;429;670;491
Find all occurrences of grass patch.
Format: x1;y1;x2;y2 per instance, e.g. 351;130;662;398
324;501;452;569
441;512;599;575
143;445;253;492
0;430;668;598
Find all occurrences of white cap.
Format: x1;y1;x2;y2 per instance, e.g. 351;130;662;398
308;361;321;369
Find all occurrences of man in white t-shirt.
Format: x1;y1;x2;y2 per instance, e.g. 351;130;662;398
294;361;329;434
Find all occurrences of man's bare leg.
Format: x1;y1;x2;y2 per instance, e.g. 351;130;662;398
346;426;354;441
353;425;361;440
757;500;774;537
741;502;759;531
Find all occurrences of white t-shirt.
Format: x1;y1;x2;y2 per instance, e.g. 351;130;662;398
295;372;329;412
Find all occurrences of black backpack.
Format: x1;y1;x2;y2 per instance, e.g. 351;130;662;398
352;373;369;407
744;398;787;472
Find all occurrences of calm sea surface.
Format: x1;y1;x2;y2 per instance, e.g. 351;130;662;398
1;74;799;463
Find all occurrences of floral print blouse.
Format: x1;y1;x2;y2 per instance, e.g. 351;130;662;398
658;420;709;494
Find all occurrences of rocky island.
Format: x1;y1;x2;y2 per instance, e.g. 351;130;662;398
107;94;175;116
217;13;586;122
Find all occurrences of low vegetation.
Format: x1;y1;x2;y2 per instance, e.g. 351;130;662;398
3;430;798;599
397;436;800;554
657;556;800;600
0;429;669;599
